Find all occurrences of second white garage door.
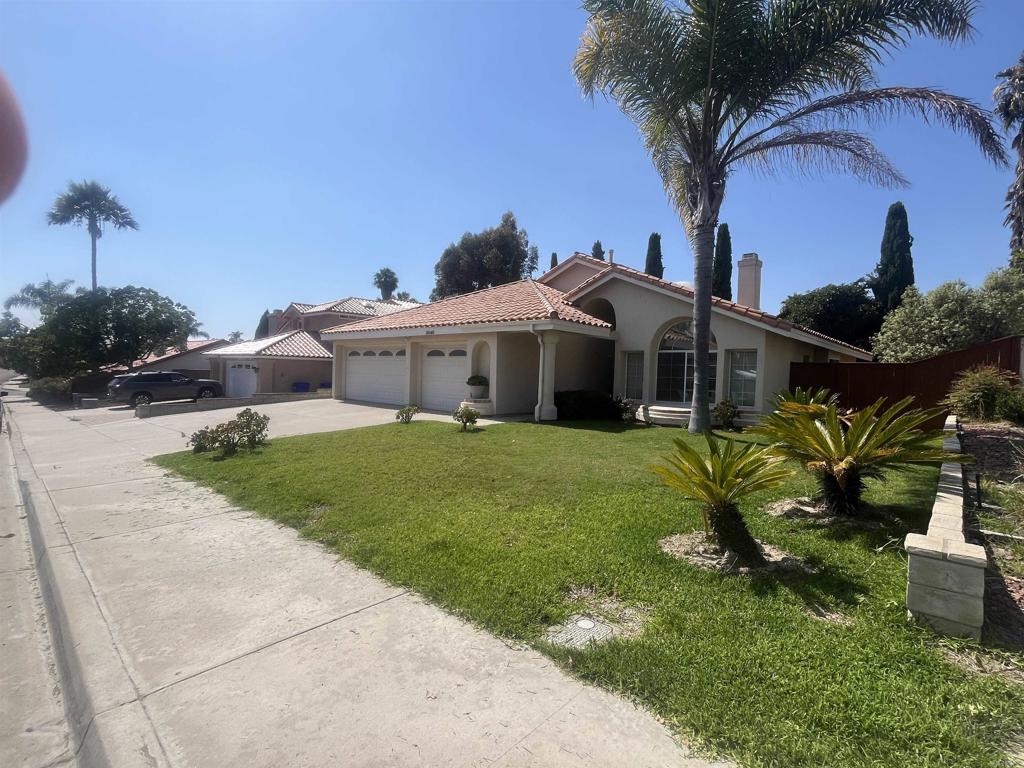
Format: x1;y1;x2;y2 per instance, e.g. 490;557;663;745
421;347;468;411
345;350;408;405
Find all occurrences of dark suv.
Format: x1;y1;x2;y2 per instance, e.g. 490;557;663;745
107;371;223;407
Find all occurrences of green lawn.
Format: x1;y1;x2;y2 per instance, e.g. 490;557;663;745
154;421;1024;768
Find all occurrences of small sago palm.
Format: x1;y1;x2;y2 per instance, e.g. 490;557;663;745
47;180;138;290
753;397;958;516
574;0;1007;432
654;434;793;567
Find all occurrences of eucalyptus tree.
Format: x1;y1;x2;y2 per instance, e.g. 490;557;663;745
995;50;1024;253
47;181;138;291
574;0;1006;431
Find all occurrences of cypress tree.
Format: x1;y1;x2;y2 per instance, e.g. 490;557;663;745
591;240;605;260
550;251;558;269
712;223;732;300
644;233;664;278
254;309;270;340
872;201;915;313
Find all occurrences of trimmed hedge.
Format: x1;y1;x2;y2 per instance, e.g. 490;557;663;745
554;390;623;420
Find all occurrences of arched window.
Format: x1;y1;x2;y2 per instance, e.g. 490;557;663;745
396;349;407;357
656;321;717;404
379;350;393;357
426;350;445;357
449;349;467;357
348;350;360;357
363;351;377;357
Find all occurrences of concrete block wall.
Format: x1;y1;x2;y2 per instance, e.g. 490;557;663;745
904;416;987;640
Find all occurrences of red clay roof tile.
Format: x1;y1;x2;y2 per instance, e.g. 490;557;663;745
322;279;610;335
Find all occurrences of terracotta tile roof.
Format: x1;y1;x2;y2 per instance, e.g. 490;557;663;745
203;331;331;359
290;297;419;317
563;254;871;357
323;279;611;335
136;338;226;366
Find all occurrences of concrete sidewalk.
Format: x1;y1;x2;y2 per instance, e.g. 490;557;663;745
6;395;718;767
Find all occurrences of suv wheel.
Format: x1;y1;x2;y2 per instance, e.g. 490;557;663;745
131;392;152;407
197;387;216;399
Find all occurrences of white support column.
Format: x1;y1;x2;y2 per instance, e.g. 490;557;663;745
534;331;559;422
405;339;418;406
331;344;345;400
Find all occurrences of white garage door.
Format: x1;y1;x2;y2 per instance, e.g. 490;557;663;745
421;347;468;411
226;363;258;397
345;349;407;405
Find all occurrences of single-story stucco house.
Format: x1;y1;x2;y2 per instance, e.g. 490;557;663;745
204;331;333;397
207;295;420;398
320;253;872;424
267;296;420;336
133;338;229;378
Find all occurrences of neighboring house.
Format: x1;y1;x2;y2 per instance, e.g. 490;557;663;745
321;253;871;423
267;297;420;337
204;331;332;397
209;296;417;398
133;338;229;378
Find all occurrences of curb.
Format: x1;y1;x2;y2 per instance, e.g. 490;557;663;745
7;407;169;767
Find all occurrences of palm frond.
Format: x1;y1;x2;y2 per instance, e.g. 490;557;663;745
733;129;908;187
730;87;1007;166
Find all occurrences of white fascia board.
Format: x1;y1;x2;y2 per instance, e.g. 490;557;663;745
322;319;612;342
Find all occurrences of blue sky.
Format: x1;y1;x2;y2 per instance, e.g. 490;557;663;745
1;1;1021;338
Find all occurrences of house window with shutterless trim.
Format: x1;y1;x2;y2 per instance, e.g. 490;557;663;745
656;321;716;404
727;350;757;408
624;352;644;400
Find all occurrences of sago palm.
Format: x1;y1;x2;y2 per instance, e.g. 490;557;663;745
47;180;138;291
574;0;1007;432
752;397;958;516
654;434;793;567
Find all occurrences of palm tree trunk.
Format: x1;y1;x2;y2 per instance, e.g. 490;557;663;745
90;232;97;291
688;222;715;433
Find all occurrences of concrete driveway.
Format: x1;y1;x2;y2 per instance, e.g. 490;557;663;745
59;396;479;453
5;393;718;768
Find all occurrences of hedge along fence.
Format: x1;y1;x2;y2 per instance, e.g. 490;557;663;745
904;416;987;640
790;336;1023;430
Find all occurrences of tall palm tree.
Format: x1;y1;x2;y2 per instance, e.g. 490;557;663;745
47;180;138;290
373;267;399;300
995;50;1024;254
574;0;1007;432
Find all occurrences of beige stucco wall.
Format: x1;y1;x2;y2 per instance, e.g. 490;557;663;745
495;333;539;415
266;359;332;393
576;276;865;412
554;333;614;392
541;261;605;293
581;278;767;407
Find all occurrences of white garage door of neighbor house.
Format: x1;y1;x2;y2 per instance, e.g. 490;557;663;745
421;347;468;412
226;363;258;398
345;350;408;405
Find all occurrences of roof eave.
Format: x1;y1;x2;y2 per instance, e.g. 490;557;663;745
322;318;612;341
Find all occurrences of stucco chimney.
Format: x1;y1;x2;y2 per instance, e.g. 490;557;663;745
736;252;762;309
608;248;614;264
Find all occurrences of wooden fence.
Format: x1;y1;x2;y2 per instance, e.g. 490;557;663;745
789;336;1023;427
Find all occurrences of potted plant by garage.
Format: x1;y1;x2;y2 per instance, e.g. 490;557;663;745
467;374;489;399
